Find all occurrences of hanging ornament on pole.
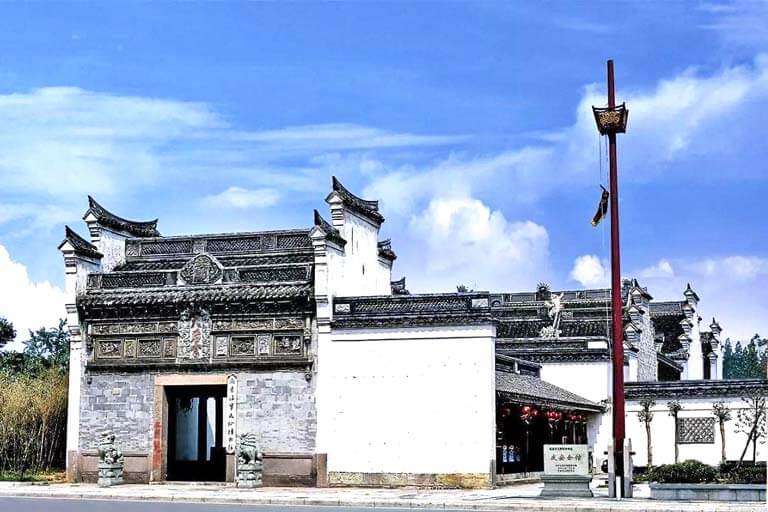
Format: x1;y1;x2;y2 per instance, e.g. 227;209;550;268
591;186;609;227
592;59;630;498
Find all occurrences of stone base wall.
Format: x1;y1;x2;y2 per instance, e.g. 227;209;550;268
650;483;766;502
262;453;316;486
237;371;316;454
79;372;154;452
328;471;492;489
74;451;150;483
76;369;317;485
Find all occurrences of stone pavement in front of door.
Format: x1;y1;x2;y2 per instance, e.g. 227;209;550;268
0;479;763;512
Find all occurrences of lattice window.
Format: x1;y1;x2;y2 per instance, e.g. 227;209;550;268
677;417;715;444
101;273;167;288
276;234;312;249
239;266;309;283
207;237;262;253
140;240;194;255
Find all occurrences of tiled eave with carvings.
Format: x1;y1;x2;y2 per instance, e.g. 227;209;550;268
79;282;313;308
656;351;683;371
496;336;612;363
625;379;768;400
332;292;493;329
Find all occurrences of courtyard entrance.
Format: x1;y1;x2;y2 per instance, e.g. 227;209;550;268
166;385;227;482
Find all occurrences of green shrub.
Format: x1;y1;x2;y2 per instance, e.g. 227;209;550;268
647;460;718;483
720;465;767;484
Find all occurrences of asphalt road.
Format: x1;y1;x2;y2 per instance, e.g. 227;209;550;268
0;498;463;512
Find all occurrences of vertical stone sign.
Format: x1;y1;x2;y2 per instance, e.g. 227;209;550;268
226;375;237;454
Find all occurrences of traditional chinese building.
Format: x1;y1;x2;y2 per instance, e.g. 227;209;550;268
59;178;764;488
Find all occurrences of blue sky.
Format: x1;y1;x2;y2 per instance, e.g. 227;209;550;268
1;2;767;341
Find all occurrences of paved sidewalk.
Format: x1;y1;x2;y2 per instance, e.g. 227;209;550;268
0;481;764;511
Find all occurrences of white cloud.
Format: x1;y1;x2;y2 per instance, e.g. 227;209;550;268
0;87;460;227
407;197;549;291
364;56;768;220
203;187;280;209
567;254;768;339
692;255;768;281
569;254;609;287
699;2;768;49
231;123;465;151
0;245;67;350
629;255;768;341
638;259;675;279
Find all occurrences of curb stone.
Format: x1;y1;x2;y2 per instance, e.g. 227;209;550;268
0;488;764;511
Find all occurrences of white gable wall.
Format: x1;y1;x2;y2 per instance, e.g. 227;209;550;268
316;324;497;486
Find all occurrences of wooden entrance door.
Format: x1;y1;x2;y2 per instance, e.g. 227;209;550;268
167;385;226;481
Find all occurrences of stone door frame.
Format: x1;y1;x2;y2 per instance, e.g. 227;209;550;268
151;374;235;482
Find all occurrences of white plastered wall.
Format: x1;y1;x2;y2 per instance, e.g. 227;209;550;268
627;396;766;466
316;324;497;476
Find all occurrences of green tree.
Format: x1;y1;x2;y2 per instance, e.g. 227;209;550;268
667;400;683;463
735;393;767;468
722;339;734;379
712;401;732;464
23;319;69;371
0;317;15;349
733;341;744;377
742;337;763;378
637;399;655;467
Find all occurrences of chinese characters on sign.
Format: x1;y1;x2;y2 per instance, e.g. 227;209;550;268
543;444;589;476
226;375;237;454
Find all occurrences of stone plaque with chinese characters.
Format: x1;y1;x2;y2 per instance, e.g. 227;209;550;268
225;375;238;454
544;444;589;476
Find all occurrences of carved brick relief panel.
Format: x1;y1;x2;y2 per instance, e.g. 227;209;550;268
229;336;256;357
95;340;123;359
274;335;302;355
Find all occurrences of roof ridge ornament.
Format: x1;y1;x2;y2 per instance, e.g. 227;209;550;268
313;209;347;247
377;238;397;261
59;225;103;259
85;196;160;237
326;176;385;224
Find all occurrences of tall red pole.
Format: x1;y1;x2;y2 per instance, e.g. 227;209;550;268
607;59;626;493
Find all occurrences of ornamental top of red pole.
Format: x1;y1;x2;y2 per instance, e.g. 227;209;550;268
592;60;628;136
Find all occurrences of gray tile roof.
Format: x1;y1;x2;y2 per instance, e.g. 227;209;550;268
313;209;346;247
80;282;312;307
86;196;160;237
625;379;768;400
332;292;492;328
496;371;602;412
60;226;102;259
377;239;396;261
328;176;384;224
